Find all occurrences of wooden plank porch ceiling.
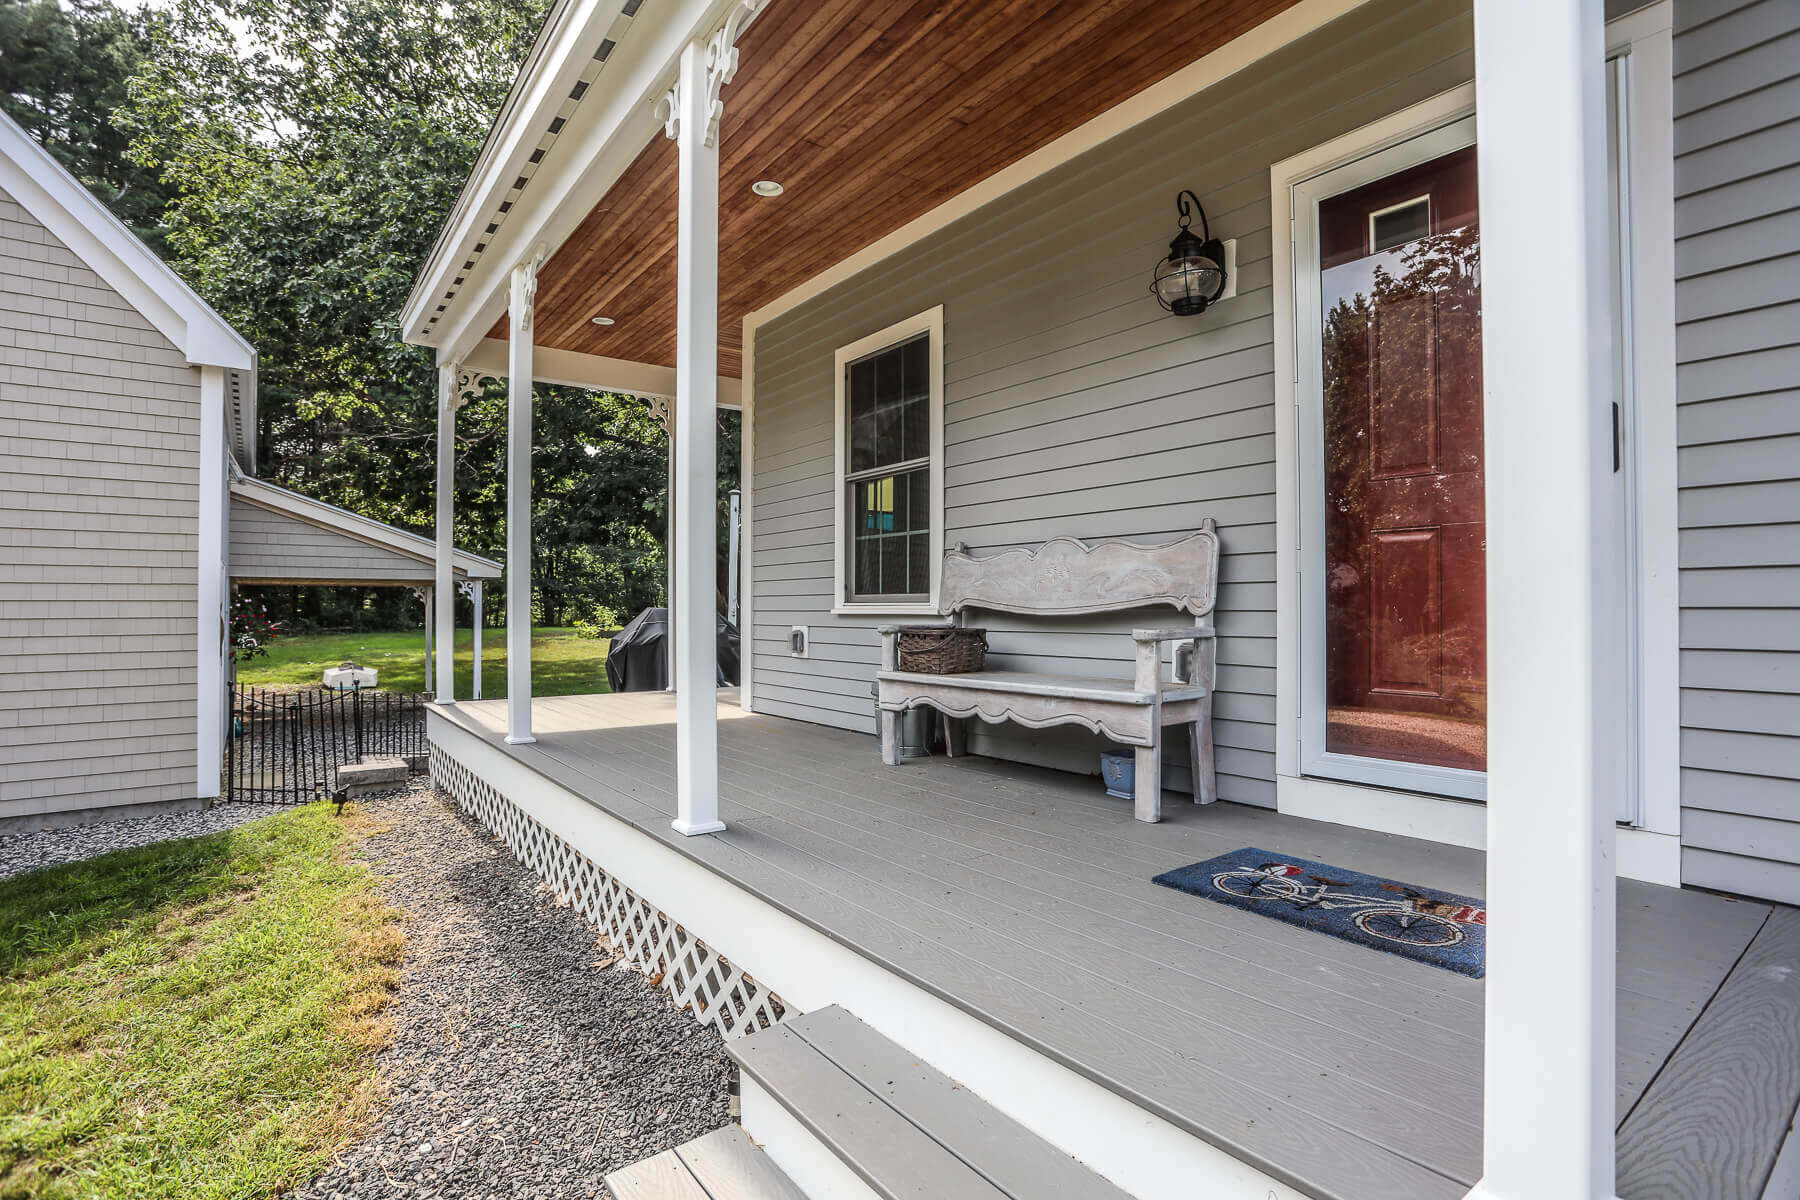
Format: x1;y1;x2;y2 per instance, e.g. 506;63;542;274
499;0;1303;375
432;692;1800;1200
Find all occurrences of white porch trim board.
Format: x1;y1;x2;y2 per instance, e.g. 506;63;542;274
196;366;228;799
429;717;1306;1200
1466;0;1617;1198
668;28;724;836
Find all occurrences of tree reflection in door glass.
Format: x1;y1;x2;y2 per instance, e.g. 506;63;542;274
1320;149;1486;774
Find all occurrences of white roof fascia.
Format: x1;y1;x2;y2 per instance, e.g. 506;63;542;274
0;110;256;374
230;469;503;579
405;0;740;363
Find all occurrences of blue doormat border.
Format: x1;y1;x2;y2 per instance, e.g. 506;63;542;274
1153;847;1487;977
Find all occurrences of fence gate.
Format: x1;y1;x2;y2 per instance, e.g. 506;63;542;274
225;684;428;803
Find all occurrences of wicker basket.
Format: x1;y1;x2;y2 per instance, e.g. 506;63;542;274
897;626;987;674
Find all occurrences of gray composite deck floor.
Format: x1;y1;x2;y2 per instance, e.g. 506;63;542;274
433;692;1798;1200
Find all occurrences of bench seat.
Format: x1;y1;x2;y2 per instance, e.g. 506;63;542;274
876;668;1210;707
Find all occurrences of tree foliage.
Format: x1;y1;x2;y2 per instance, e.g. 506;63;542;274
2;0;738;631
0;0;173;248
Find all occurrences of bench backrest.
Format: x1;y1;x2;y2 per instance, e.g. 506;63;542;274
938;521;1219;620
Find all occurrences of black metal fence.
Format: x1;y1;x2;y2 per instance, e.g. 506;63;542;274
225;684;428;803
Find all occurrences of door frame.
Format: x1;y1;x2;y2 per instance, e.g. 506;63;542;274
1269;19;1680;883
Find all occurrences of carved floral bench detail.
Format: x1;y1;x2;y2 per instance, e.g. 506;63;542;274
876;522;1219;822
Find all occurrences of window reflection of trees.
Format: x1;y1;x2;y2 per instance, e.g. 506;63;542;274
1321;226;1486;770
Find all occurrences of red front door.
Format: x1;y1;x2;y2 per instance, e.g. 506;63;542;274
1317;146;1486;773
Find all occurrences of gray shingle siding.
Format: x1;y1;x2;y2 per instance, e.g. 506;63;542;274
1672;0;1800;904
749;0;1476;806
228;498;434;583
0;184;201;820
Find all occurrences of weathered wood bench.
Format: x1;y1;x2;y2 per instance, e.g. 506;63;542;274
876;522;1220;822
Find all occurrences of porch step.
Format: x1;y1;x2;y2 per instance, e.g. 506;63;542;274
605;1124;806;1200
729;1006;1130;1200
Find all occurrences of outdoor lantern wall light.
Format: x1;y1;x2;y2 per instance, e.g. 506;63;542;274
1151;189;1228;316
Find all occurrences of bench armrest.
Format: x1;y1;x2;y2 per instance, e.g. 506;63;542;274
878;625;899;671
1131;626;1215;644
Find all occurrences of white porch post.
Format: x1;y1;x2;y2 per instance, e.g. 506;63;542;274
647;395;677;691
505;245;548;744
1468;1;1617;1199
421;585;435;687
462;580;484;700
434;365;457;703
663;11;755;836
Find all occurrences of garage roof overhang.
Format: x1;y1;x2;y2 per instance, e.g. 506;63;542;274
229;469;503;585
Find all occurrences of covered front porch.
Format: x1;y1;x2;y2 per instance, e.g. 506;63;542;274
429;690;1797;1200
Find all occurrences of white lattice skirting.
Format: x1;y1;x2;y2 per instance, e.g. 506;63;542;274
431;746;789;1040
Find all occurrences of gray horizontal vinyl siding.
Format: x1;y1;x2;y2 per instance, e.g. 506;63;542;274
1671;0;1800;904
750;0;1475;807
0;185;201;820
228;498;433;584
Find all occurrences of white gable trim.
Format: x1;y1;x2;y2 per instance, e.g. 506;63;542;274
0;110;259;467
0;110;254;371
229;469;503;580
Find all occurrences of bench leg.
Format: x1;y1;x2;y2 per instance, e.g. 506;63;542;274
943;714;967;758
880;709;901;766
1134;742;1162;823
1191;700;1218;804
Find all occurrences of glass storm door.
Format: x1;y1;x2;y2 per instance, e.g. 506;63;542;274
1295;118;1488;800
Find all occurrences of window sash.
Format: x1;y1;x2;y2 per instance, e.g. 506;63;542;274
846;464;930;603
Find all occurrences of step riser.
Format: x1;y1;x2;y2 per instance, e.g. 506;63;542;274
741;1076;884;1200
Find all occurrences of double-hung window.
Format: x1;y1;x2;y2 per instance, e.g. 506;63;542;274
833;307;943;612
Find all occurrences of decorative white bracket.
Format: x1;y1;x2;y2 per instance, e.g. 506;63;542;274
449;363;499;411
655;0;767;147
457;579;481;600
645;393;674;436
513;242;551;335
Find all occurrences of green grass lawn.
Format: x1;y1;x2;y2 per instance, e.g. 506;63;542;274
0;805;402;1200
237;626;612;698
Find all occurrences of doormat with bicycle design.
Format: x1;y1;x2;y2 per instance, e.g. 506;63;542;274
1153;848;1487;976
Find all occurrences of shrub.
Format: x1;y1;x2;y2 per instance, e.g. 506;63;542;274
573;604;622;639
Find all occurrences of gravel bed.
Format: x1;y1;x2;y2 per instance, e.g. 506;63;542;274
299;779;732;1200
0;800;293;880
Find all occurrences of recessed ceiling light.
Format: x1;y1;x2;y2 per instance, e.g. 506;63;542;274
591;316;615;326
751;180;784;197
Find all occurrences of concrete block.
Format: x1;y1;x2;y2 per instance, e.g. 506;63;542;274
337;756;407;796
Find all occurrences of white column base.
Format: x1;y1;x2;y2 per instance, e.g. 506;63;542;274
504;734;537;745
1465;1183;1621;1200
671;817;726;837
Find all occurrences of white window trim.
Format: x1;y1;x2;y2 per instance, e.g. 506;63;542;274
830;306;945;617
1268;7;1680;881
1606;0;1680;854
